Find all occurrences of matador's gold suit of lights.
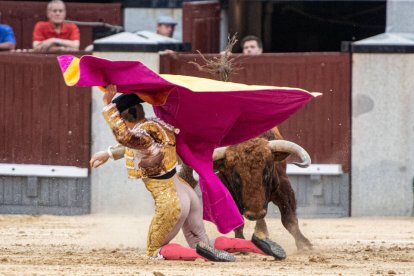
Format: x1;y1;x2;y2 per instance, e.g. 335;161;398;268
143;177;181;256
103;103;181;256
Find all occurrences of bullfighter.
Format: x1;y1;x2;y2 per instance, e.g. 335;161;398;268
57;54;319;261
91;85;287;261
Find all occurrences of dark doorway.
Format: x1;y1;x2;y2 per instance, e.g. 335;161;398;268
228;0;386;53
269;1;386;52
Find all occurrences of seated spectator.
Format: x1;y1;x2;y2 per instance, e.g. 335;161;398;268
156;15;177;38
32;0;79;52
0;12;16;51
241;35;263;55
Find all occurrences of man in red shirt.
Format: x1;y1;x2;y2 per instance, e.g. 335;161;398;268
32;0;79;52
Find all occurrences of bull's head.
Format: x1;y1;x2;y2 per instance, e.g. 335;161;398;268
213;138;310;220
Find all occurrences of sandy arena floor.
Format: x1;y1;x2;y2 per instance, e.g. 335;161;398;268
0;215;412;275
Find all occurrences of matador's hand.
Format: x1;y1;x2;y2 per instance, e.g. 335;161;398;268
90;151;110;168
103;84;117;105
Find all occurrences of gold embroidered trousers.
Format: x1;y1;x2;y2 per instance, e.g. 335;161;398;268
143;177;182;256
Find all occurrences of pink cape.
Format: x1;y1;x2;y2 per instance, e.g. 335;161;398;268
57;55;319;234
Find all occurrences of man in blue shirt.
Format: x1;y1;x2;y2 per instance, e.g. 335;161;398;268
0;12;16;51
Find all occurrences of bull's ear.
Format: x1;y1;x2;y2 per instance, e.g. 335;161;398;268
213;159;225;172
273;151;291;162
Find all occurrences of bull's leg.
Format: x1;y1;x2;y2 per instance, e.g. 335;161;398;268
233;224;245;239
253;218;269;240
272;185;312;250
178;163;198;189
232;224;249;255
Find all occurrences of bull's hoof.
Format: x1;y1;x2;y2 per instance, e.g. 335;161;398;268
196;242;236;262
296;239;313;251
251;234;287;260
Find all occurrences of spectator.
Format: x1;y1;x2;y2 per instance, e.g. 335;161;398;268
32;0;79;52
156;15;177;38
241;35;263;55
0;12;16;51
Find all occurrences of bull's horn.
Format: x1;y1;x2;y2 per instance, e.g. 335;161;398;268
268;140;311;168
213;146;227;161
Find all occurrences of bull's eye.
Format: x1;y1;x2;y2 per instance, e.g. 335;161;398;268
263;167;271;183
232;170;241;185
263;167;274;198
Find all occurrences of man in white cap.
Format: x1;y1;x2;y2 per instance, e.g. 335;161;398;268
156;15;177;38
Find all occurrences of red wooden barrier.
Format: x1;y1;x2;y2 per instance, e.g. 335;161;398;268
0;52;91;168
160;52;351;172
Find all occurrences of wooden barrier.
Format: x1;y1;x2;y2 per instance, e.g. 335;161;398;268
0;52;91;168
160;52;351;172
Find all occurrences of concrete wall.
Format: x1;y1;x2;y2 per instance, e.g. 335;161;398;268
387;0;414;33
90;52;159;215
268;174;350;218
124;8;182;41
352;53;414;216
0;176;90;215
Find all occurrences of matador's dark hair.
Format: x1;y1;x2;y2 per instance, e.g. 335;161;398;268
120;104;145;123
112;93;145;123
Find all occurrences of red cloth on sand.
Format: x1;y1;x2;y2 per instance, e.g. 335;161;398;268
159;243;206;261
214;236;265;255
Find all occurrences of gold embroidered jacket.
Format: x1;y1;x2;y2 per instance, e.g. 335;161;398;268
103;103;178;179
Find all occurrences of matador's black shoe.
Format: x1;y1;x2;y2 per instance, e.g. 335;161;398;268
251;234;287;260
196;242;236;262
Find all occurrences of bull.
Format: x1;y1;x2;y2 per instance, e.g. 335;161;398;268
179;127;312;250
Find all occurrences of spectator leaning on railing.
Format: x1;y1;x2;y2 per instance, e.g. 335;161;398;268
32;0;79;52
241;35;263;55
0;12;16;51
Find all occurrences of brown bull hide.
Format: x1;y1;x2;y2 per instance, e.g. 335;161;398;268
214;127;312;250
214;138;273;220
179;127;312;250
